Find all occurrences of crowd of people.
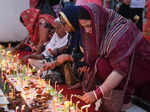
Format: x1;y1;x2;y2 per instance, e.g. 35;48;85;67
11;0;150;111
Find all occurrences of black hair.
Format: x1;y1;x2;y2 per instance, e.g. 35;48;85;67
78;7;91;20
20;16;24;24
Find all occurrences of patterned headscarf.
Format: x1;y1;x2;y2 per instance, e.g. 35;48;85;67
20;8;55;44
29;0;40;8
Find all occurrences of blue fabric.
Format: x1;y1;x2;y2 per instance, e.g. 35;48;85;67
24;46;32;51
37;0;56;17
61;6;81;30
61;6;82;54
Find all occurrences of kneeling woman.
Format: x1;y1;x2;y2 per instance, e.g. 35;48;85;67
57;4;150;109
12;8;55;58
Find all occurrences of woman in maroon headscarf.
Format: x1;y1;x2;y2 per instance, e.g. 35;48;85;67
58;3;150;110
78;3;150;106
12;8;55;58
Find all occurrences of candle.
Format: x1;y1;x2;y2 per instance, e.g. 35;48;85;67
58;89;63;94
52;98;57;112
27;63;29;69
41;79;45;87
81;104;91;112
49;80;51;86
8;43;11;49
75;101;80;112
16;106;19;112
54;81;57;92
21;105;25;112
48;80;51;94
20;76;24;88
64;101;70;112
70;94;73;106
37;70;41;79
3;80;7;93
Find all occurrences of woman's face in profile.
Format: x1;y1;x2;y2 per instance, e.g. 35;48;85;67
60;16;73;33
79;19;92;35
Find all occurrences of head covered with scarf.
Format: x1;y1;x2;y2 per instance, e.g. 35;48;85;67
20;8;55;45
59;6;82;53
78;4;143;91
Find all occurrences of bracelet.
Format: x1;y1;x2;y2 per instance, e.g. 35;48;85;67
95;86;104;99
93;91;98;100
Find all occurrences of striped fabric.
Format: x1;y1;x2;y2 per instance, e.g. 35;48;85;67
85;4;142;61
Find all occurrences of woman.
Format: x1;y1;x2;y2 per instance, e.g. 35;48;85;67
13;8;55;58
75;0;102;6
137;0;150;103
41;6;83;86
57;4;150;109
29;0;62;17
118;0;145;31
130;0;145;31
27;19;69;70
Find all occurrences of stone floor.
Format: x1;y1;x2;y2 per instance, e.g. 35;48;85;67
127;105;147;112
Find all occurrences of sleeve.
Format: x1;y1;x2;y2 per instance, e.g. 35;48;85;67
108;36;131;76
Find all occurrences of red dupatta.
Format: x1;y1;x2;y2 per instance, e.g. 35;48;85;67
20;8;55;45
29;0;40;8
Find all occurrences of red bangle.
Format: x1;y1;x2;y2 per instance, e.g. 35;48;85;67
95;87;104;99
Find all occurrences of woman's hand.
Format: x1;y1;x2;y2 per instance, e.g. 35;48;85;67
48;48;57;56
79;66;90;73
82;91;97;104
11;48;17;55
41;62;56;71
56;54;72;65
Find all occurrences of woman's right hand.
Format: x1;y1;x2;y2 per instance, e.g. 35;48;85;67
41;62;56;71
56;54;72;65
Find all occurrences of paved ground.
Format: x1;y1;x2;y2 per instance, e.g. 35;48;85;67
127;105;147;112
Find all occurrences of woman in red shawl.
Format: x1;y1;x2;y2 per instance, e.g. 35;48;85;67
58;3;150;110
143;0;150;43
12;8;55;58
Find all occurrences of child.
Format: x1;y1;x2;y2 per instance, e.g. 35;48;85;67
26;18;69;69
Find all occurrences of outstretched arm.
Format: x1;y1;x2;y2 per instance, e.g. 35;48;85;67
82;70;124;104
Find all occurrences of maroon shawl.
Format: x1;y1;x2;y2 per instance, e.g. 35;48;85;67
81;4;143;91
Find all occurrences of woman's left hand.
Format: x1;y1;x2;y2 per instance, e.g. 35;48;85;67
82;91;97;104
48;48;57;56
